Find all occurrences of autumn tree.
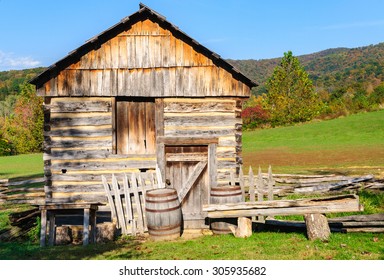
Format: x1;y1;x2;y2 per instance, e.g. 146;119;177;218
1;83;43;154
265;51;323;126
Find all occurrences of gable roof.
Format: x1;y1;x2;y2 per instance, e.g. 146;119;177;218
30;3;257;89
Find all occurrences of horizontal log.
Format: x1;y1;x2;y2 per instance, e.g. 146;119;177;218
50;115;111;127
164;115;237;126
49;150;155;160
328;213;384;222
51;159;157;171
165;152;207;162
49;98;112;113
274;176;351;185
203;194;362;218
157;136;218;145
7;177;45;186
164;100;235;113
47;137;112;149
165;128;235;137
328;221;384;227
3;186;44;194
46;126;112;137
342;227;384;233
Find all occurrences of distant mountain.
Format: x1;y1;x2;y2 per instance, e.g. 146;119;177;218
227;42;384;95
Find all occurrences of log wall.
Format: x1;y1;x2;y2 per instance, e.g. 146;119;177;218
44;96;243;205
44;97;156;205
163;97;243;183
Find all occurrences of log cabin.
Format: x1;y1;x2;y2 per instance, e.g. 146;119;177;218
30;3;257;231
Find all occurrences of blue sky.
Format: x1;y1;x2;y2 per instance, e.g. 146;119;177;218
1;0;384;71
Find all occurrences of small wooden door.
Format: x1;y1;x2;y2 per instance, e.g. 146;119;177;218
165;145;209;229
157;136;218;230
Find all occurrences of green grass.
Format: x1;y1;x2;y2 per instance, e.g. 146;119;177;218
0;153;43;179
243;110;384;152
242;110;384;176
0;232;382;260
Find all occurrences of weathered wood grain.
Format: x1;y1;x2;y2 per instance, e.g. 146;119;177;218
203;194;362;218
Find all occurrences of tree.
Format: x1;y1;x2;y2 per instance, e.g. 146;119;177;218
1;83;44;154
265;51;323;126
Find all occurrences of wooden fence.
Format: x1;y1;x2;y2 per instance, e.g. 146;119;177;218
0;177;45;205
101;168;163;236
234;166;381;198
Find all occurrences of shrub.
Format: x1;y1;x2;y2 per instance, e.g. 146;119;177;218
241;104;270;129
0;138;12;156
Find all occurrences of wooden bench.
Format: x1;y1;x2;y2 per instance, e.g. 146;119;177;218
203;194;363;240
39;203;101;246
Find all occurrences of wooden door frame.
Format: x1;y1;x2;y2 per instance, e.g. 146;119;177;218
156;136;218;201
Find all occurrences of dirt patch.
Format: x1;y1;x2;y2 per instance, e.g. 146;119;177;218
243;147;384;177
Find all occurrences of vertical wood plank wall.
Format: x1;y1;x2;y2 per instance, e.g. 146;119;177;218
36;19;250;98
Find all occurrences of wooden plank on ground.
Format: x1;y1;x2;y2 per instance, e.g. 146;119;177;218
203;194;362;218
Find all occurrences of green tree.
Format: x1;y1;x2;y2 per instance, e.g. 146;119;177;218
265;51;323;125
1;83;43;154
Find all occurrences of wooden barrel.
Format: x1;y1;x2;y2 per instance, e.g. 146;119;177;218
210;185;243;234
145;188;182;241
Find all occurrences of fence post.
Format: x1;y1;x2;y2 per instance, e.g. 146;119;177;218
257;166;265;222
239;165;245;200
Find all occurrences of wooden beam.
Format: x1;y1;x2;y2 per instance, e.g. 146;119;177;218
178;161;207;202
157;136;218;146
203;194;362;218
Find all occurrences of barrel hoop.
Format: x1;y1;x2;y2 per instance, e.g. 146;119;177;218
211;187;241;191
145;197;178;203
146;190;177;198
145;205;180;213
147;223;181;232
211;191;243;197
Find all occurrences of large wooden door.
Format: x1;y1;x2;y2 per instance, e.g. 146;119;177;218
165;145;208;229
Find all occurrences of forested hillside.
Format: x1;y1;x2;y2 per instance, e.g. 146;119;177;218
228;42;384;96
0;68;45;155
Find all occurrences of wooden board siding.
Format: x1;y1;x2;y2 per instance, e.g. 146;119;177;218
36;19;251;98
163;97;243;184
44;97;156;205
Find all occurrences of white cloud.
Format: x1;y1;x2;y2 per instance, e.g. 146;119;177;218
0;50;41;71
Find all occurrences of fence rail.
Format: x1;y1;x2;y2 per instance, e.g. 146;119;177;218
234;166;381;199
0;177;45;205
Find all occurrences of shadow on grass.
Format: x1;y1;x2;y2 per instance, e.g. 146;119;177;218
0;238;144;260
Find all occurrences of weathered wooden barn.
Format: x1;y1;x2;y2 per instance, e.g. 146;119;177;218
30;4;256;231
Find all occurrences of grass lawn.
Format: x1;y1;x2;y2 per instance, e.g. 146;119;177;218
0;231;383;260
0;153;43;180
243;110;384;177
